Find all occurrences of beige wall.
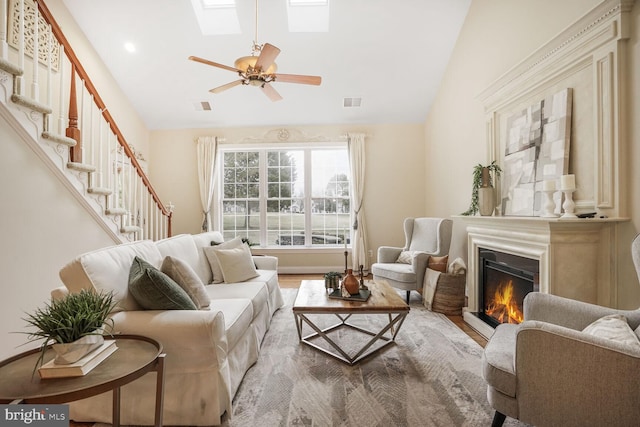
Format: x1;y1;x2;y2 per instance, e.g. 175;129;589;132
149;123;427;272
0;117;117;360
425;0;640;307
45;0;151;160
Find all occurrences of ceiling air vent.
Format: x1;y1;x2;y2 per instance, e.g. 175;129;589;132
343;97;362;108
193;101;212;111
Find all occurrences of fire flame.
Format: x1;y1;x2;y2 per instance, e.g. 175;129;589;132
485;280;524;324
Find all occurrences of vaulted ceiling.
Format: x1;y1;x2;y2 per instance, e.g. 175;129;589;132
61;0;470;130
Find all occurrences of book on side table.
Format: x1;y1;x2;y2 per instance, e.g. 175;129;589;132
38;339;118;379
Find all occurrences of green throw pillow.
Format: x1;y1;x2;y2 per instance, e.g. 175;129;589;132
128;256;197;310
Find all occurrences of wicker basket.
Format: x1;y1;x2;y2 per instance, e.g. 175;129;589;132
431;273;466;316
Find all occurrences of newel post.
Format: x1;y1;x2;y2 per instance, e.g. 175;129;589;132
66;66;82;162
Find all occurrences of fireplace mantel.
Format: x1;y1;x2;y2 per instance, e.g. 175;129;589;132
456;215;628;338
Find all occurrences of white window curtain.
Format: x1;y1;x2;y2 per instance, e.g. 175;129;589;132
196;136;218;231
348;133;369;271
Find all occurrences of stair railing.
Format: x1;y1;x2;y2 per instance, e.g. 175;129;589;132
0;0;171;240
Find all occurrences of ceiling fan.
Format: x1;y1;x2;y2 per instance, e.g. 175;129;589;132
188;0;321;102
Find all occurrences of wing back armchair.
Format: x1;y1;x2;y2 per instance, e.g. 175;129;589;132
482;233;640;426
371;217;452;303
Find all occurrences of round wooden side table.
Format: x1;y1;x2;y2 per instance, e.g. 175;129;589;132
0;334;165;427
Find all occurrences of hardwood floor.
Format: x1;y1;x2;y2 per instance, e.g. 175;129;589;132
280;274;487;348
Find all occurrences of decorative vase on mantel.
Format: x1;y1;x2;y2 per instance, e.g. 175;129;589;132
477;167;495;216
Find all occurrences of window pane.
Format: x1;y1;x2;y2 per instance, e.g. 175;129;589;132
219;146;348;248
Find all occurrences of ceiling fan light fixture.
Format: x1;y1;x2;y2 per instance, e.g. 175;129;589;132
234;55;277;74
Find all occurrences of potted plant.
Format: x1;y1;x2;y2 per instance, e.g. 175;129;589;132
324;271;342;290
461;160;502;216
22;289;117;369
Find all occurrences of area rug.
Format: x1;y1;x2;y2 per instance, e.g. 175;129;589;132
221;289;529;427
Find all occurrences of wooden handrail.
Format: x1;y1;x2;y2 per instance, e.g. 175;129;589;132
38;1;172;224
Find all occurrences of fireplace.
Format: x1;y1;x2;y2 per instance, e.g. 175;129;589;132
478;249;539;328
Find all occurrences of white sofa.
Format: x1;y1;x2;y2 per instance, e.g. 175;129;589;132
52;231;284;426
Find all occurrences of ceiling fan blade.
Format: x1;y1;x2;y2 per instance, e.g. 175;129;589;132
260;83;283;102
274;73;322;86
189;56;240;73
254;43;280;72
210;80;244;94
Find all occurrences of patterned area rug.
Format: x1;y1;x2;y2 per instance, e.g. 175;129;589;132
221;289;529;427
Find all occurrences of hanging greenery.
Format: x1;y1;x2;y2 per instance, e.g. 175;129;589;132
461;160;502;216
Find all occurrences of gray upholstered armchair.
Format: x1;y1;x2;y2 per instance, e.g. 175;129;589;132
482;233;640;427
371;217;452;303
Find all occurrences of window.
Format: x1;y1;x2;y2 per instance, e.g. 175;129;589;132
217;143;350;248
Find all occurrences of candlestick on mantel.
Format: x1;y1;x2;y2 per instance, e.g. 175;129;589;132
559;174;575;191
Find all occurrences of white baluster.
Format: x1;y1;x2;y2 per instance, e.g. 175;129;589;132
107;133;112;206
45;22;52;132
16;0;24;95
57;45;65;133
79;84;85;163
0;0;7;59
89;96;94;168
31;1;39;101
98;114;103;187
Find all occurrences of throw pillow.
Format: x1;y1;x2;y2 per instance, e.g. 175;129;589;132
211;244;259;283
161;256;210;309
203;236;244;283
396;251;414;264
128;256;197;310
428;255;449;273
582;314;640;348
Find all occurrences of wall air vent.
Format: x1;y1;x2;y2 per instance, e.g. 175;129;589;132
343;97;362;108
193;101;212;111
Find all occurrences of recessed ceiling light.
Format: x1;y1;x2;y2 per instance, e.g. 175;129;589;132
124;42;136;53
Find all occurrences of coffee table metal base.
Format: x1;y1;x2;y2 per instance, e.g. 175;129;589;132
294;312;408;365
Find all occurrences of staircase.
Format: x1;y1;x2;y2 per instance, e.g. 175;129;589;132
0;0;171;242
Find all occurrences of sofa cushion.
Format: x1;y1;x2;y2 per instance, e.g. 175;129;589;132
206;282;269;321
129;257;197;310
161;256;211;309
243;270;283;315
371;262;416;284
59;240;163;312
156;234;211;288
203;237;244;283
213;245;259;283
482;323;518;398
583;314;640;348
206;298;254;350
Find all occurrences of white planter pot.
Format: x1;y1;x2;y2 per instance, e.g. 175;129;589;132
478;186;495;216
52;333;104;364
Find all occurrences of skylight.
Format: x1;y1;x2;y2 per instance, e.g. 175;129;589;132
191;0;240;35
287;0;330;32
201;0;235;8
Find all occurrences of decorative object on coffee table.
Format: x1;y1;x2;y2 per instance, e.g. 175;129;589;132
323;271;342;291
341;268;360;295
21;289;117;370
461;161;502;216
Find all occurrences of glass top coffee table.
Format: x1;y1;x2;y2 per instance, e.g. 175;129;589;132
293;280;409;365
